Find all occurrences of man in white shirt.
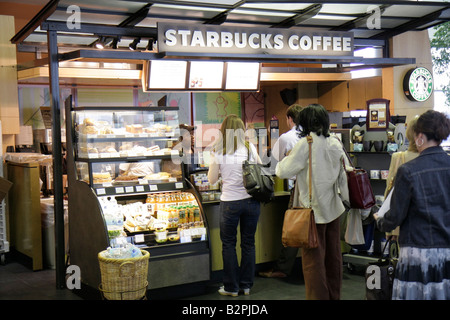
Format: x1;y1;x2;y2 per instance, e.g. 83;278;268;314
271;106;302;163
259;104;303;278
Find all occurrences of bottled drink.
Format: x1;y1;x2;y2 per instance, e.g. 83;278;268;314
146;194;154;215
179;208;186;226
194;208;201;222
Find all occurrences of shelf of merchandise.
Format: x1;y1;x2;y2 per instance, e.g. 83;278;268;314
343;151;392;268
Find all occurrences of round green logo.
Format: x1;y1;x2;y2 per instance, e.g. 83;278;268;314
403;67;433;102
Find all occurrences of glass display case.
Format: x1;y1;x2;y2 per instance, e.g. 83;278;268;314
73;107;179;158
71;107;189;197
65;99;210;293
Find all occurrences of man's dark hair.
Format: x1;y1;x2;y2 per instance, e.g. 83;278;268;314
286;104;303;125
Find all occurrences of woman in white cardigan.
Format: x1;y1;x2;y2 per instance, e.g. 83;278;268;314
276;104;349;300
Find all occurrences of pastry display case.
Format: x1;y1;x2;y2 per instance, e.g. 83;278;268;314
65;97;210;293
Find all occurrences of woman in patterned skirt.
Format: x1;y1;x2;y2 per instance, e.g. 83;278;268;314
374;110;450;300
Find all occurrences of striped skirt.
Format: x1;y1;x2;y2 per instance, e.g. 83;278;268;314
393;246;450;300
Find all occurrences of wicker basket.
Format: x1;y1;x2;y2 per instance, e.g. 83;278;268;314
98;249;150;300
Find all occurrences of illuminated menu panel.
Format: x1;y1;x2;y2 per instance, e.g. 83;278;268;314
225;62;260;91
148;60;187;89
189;61;224;90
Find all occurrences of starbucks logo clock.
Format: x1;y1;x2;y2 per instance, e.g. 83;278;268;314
403;67;433;102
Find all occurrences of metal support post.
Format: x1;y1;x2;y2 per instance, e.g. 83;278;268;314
47;29;65;289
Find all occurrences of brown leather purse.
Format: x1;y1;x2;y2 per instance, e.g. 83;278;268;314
281;135;318;249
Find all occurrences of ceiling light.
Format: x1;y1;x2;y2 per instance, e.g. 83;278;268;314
311;14;355;21
95;37;106;49
129;38;140;51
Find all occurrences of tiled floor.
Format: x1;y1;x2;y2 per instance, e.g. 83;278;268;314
0;255;367;300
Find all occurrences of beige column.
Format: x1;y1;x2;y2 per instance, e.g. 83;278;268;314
0;15;20;154
383;30;434;123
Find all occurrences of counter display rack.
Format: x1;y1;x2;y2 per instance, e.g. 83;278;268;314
64;97;210;296
190;169;222;204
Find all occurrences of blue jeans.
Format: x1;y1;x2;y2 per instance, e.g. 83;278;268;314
220;197;260;292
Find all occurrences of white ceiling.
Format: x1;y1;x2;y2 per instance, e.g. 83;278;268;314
11;0;450;55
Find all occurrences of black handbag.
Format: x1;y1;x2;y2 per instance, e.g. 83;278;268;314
242;147;274;203
365;240;399;300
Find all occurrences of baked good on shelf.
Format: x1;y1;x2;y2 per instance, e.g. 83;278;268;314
83;118;95;126
82;125;98;134
126;124;143;133
147;145;160;153
144;127;157;134
159;172;171;179
93;172;112;184
144;172;171;181
115;174;139;181
160;148;172;154
105;147;117;153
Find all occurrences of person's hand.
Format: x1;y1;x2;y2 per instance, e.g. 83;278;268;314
373;213;379;220
388;235;398;241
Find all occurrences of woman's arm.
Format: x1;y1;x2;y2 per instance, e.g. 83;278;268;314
375;165;411;232
207;152;220;184
275;138;307;179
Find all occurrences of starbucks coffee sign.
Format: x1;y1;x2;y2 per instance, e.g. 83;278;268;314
403;67;433;102
157;22;354;57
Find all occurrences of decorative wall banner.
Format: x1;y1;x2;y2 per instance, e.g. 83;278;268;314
193;92;242;147
403;67;433;102
157;22;354;57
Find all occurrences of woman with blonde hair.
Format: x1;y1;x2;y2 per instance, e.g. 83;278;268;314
208;114;262;297
385;116;419;197
383;117;420;238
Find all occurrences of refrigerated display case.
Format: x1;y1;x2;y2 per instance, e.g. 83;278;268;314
64;97;210;296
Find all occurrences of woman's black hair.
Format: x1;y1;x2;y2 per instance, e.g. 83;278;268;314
297;104;330;138
414;109;450;144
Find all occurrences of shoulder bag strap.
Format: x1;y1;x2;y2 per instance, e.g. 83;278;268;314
341;144;354;170
306;135;313;208
332;135;353;171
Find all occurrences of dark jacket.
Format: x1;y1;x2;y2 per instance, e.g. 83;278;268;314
377;146;450;248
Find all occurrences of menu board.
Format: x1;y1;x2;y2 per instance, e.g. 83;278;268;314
143;60;261;91
148;60;187;90
225;62;260;91
189;61;224;90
